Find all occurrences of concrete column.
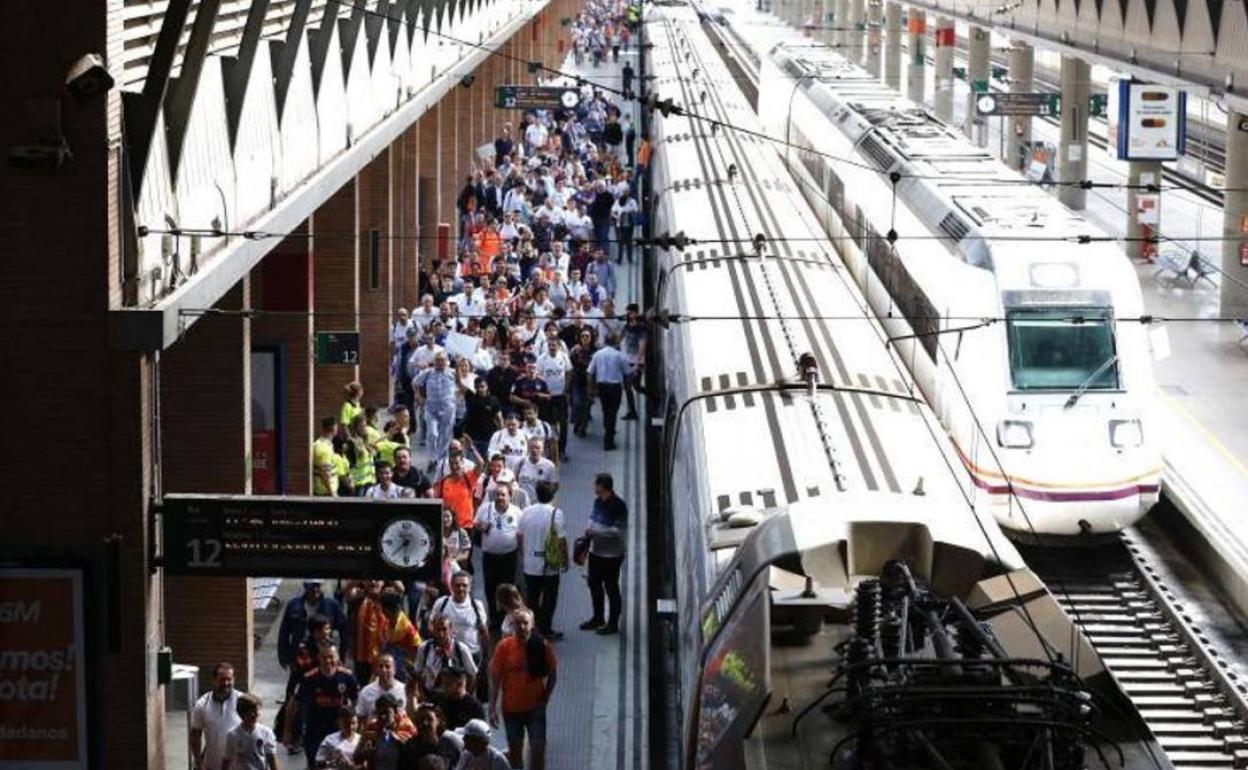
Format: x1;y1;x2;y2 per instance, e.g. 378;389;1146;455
358;152;393;406
835;0;850;46
251;228;314;495
1126;160;1163;261
1007;41;1034;170
965;25;991;144
312;179;360;423
820;0;837;43
1057;55;1090;210
853;0;868;63
845;0;861;59
884;1;902;88
905;8;926;104
865;0;883;76
162;280;255;692
932;17;955;121
1220;109;1248;316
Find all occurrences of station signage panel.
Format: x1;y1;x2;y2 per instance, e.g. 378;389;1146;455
1106;77;1187;161
161;495;443;581
0;567;91;769
315;331;359;365
974;92;1060;117
494;85;581;110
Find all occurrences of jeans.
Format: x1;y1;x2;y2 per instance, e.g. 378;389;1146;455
587;553;624;627
597;383;623;444
543;394;569;457
524;573;561;634
616;226;634;263
592;219;611;251
425;406;455;464
482;549;519;630
570;382;591;433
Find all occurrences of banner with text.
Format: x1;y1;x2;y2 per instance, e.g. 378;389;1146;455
0;567;89;768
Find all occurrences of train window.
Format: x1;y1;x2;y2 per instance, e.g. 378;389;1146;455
694;575;770;770
1006;308;1119;391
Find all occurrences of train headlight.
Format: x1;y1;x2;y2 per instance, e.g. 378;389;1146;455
1109;419;1143;448
996;420;1034;449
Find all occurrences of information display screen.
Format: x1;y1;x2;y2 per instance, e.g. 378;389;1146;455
161;495;443;581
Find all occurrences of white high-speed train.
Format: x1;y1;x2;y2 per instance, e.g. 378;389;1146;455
644;5;1119;769
713;3;1161;536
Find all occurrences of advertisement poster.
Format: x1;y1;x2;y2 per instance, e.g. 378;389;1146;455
1109;77;1187;160
0;568;89;768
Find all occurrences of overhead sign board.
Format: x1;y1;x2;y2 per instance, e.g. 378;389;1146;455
494;85;580;111
161;495;443;581
315;331;359;365
0;567;91;769
975;92;1060;117
1107;78;1187;161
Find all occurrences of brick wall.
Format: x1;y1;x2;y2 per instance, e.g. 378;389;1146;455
357;152;394;409
252;229;314;495
417;106;441;272
160;281;255;692
312;180;361;424
397;125;419;309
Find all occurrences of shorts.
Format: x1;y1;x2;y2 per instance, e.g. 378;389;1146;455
503;704;548;745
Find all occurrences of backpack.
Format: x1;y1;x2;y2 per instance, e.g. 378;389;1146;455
434;595;485;632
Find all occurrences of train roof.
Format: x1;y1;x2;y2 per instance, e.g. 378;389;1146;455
649;2;1024;574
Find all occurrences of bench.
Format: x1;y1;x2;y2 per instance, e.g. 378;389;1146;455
1154;248;1217;289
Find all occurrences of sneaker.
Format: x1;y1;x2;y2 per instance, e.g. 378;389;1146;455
595;624;619;636
604;440;618;451
579;618;605;630
622;412;638;421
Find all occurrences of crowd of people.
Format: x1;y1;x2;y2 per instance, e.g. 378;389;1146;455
190;2;642;769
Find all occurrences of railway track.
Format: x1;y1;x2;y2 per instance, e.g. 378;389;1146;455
1020;530;1248;769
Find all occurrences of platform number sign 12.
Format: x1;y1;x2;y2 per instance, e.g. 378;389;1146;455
316;331;360;365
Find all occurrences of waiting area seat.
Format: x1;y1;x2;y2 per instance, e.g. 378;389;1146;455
1154;248;1217;288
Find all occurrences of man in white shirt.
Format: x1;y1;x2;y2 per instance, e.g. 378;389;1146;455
391;308;412;352
221;694;277;770
474;483;522;630
431;573;490;665
516;481;568;639
565;268;588;306
355;653;407;719
411;294;441;332
190;662;242;770
364;462;415;499
536;334;572;461
524;119;548;153
511;437;558;502
487;413;529;464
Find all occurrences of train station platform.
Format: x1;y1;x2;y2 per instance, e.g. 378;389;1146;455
161;42;650;770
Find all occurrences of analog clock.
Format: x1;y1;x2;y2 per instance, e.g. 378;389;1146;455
378;518;434;570
560;89;580;109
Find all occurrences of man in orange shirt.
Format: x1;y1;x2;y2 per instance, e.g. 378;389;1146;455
488;608;557;770
433;450;479;530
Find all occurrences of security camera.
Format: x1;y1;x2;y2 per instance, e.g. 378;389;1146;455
65;53;114;102
460;74;475;89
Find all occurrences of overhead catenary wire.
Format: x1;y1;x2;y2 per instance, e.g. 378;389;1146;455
324;0;1248;196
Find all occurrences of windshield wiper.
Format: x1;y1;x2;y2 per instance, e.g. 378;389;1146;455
1064;354;1117;410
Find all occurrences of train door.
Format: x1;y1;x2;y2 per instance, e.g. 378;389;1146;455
250;346;284;494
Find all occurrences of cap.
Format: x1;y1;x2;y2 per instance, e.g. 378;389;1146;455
464;719;491;740
302;580;322;589
496;469;516;484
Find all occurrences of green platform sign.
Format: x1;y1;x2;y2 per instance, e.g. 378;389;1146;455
1089;93;1109;118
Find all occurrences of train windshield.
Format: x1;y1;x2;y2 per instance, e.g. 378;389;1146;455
1006;307;1119;391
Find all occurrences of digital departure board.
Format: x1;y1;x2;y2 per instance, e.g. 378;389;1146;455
160;494;443;580
494;85;580;110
